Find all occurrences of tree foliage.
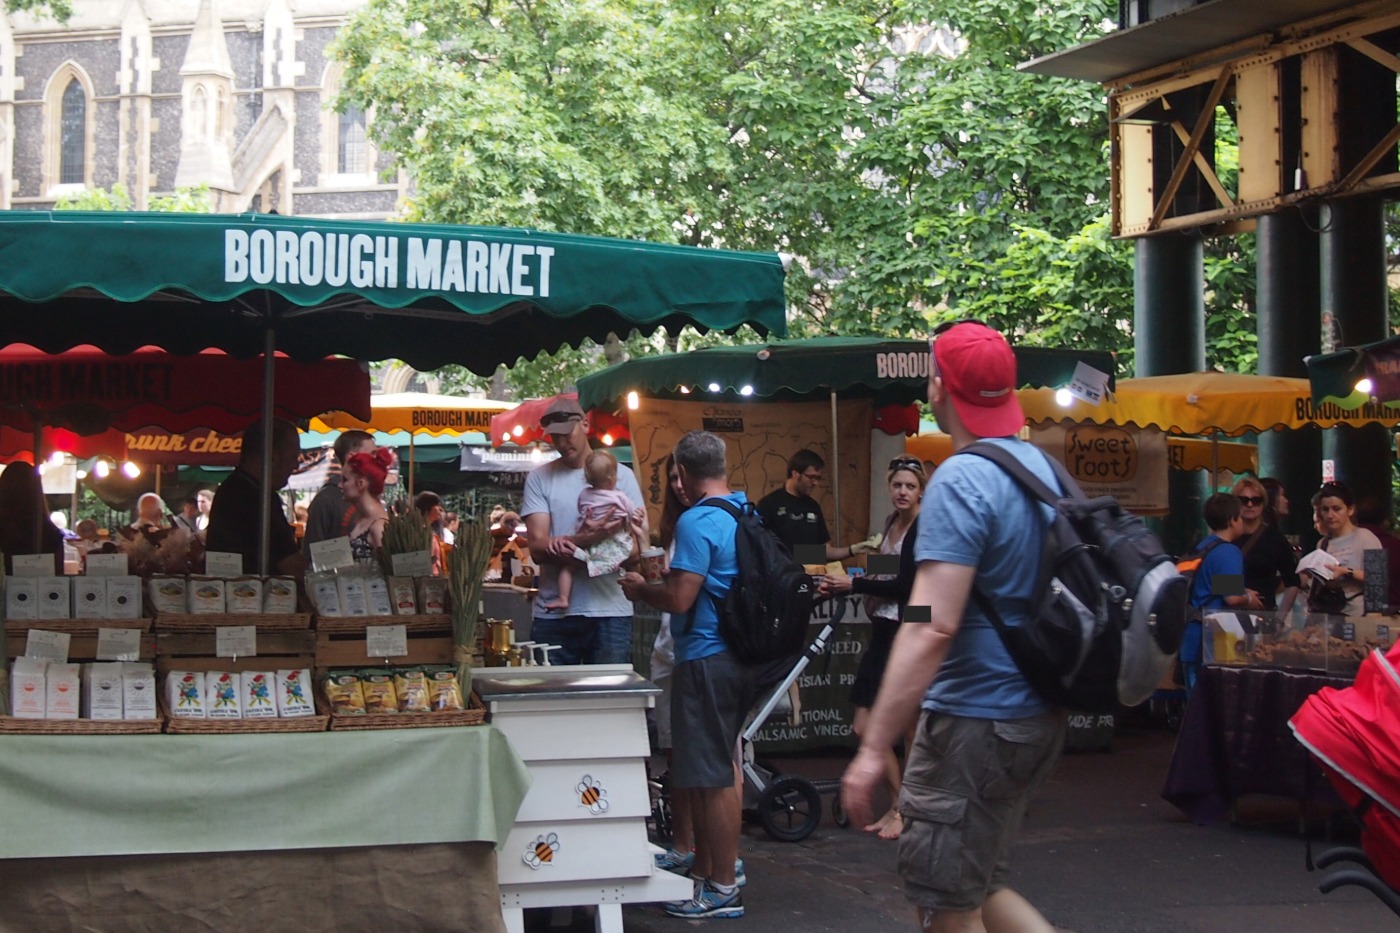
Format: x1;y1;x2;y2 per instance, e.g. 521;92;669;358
52;183;213;213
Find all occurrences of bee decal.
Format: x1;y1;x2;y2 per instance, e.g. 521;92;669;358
576;775;609;814
523;832;560;869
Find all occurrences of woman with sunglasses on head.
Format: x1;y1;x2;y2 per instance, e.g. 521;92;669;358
820;456;926;840
341;449;395;564
1308;481;1381;617
1230;476;1301;627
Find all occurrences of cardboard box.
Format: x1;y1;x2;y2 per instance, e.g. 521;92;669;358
6;577;37;621
9;657;46;718
36;577;71;620
122;663;157;720
45;662;80;719
82;662;125;720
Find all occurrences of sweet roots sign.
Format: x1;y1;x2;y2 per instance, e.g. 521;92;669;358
1029;423;1169;513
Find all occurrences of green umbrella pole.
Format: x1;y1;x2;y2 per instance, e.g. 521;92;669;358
258;327;276;576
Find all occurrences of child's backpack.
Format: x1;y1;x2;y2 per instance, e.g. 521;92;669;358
1175;539;1225;612
959;442;1190;712
690;497;816;664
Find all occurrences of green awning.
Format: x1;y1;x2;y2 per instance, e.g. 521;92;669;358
0;212;787;374
576;337;1116;409
1307;336;1400;410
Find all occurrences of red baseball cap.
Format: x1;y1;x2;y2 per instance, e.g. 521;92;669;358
933;323;1024;437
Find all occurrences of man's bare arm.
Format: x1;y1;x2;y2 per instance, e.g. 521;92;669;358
619;569;703;616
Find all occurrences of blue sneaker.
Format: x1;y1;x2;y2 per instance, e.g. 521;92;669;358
663;879;743;919
654;848;694;874
734;858;746;888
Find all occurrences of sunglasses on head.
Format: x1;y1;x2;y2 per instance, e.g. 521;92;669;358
1237;495;1264;506
540;411;581;427
889;456;925;473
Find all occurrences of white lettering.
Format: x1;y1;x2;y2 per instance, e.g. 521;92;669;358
225;230;249;282
512;245;535;296
441;241;465;292
324;234;349;286
876;354;889;379
406;238;441;289
349;234;375;288
466;241;489;292
488;243;512;294
299;232;324;285
536;245;554;297
375;236;398;288
275;230;300;284
249;230;275;284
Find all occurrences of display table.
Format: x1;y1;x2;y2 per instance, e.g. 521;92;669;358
0;726;531;930
477;665;693;933
1160;664;1348;824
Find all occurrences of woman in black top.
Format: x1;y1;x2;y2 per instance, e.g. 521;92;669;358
820;456;924;839
1232;476;1300;620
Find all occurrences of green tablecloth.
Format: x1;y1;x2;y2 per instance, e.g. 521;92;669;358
0;726;530;859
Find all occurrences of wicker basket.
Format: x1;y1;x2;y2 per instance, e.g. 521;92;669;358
326;692;485;731
3;618;151;636
159;696;329;734
154;613;312;633
313;613;451;634
0;715;163;735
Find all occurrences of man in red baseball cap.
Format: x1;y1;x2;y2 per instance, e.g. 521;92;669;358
843;322;1067;933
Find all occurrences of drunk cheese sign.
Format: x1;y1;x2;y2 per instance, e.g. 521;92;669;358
1029;423;1169;513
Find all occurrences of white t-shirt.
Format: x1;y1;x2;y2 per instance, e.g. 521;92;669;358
1325;526;1383;616
521;458;643;619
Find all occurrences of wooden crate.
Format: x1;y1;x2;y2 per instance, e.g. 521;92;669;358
314;614;454;669
154;631;316;675
4;619;155;662
153;613;311;633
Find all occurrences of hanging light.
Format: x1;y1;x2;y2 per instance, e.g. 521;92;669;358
626;391;640;410
679;386;691;394
48;450;65;466
740;385;754;396
1055;388;1073;407
93;460;111;478
121;462;141;479
76;469;87;480
1356;377;1375;396
512;424;524;437
601;433;615;446
708;382;721;392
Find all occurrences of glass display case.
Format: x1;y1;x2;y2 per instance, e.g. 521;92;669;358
1203;611;1394;678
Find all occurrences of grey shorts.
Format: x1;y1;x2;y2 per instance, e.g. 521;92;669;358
670;651;757;789
897;709;1067;912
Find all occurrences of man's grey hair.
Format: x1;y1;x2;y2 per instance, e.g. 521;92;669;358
673;431;728;481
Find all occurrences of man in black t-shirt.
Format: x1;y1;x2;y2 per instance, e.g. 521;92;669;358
207;417;306;578
757;449;856;562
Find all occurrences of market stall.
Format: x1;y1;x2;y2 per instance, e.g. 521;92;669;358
0;210;789;928
578;336;1114;752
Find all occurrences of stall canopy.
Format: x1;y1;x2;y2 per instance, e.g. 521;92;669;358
309;393;511;437
489;393;630;449
1307;335;1400;409
907;430;1258;474
0;211;787;572
0;212;788;373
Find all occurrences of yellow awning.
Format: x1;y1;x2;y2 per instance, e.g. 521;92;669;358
907;431;1256;473
309;393;513;437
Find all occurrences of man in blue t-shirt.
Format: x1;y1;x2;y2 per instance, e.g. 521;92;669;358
620;430;750;919
1183;492;1261;695
841;322;1066;932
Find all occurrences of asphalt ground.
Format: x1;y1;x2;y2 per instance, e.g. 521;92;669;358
523;721;1399;932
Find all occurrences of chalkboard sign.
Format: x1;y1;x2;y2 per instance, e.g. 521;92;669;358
1363;548;1388;614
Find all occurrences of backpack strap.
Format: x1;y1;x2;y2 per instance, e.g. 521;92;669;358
680;496;744;633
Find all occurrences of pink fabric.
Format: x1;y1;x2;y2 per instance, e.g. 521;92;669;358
576;486;635;527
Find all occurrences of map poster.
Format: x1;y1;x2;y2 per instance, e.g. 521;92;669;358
627;396;874;550
1029;423;1169;513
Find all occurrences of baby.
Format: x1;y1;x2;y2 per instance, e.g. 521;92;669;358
541;450;639;611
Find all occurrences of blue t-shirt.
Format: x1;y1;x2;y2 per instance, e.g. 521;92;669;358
915;438;1055;719
670;492;746;664
1182;534;1243;664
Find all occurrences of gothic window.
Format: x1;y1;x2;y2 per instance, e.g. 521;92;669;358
59;80;85;185
338;105;367;175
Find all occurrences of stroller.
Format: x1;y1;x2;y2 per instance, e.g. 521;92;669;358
1288;640;1400;917
649;599;850;844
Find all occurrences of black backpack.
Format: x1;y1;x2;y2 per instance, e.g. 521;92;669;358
687;497;816;664
959;443;1190;713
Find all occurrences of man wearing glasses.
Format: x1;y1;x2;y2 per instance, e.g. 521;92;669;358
756;449;859;562
522;396;645;665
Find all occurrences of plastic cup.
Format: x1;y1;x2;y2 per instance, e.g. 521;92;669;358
639;547;667;584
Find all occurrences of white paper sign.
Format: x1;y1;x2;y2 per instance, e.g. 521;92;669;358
204;551;244;578
1322;459;1336;483
83;553;129;576
366;624;408;658
24;629;71;663
96;627;142;662
309;537;355;573
1066;361;1111;406
11;555;54;577
215;625;257;659
391;550;433;577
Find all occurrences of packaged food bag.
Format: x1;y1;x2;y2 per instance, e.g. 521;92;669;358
10;657;46;718
366;575;393;616
429;669;465;711
241;671;278;718
72;577;107;619
122;663;157;720
323;672;366;715
388;576;417;615
276;669;315;717
308;571;342;617
361;672;399;713
187;577;226;614
6;577;37;620
106;576;142;619
263;576;298;614
226;577;264;614
37;576;71;620
149;575;188;615
166;670;207;719
82;662;125;720
206;671;243;719
394;669;432;712
416;577;448;615
336;572;369;617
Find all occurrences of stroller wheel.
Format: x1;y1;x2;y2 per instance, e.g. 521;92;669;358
759;776;823;842
830;794;850;829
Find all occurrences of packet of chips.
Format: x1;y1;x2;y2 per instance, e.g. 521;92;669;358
323;672;366;715
361;673;399;713
428;669;465;711
394;669;432;712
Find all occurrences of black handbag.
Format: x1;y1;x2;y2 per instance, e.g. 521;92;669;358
1306;578;1348;614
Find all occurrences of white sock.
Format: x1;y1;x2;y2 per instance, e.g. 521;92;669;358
712;881;738;896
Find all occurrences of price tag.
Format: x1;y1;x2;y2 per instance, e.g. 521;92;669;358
24;629;71;663
1066;361;1111;406
204;551;244;578
83;553;129;576
216;625;257;659
11;554;55;577
310;537;355;573
96;627;142;661
391;550;433;577
366;624;408;658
